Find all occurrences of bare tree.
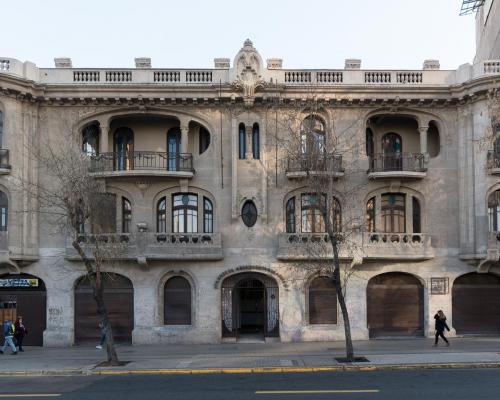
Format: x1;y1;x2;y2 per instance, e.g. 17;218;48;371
272;94;367;362
15;130;122;365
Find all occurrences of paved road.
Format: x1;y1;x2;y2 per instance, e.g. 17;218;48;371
0;368;498;399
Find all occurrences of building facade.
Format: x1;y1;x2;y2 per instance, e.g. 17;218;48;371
1;3;500;346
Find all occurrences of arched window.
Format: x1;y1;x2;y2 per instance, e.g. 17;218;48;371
0;191;7;232
173;194;198;233
122;197;132;233
199;127;210;155
309;276;337;324
366;128;374;158
286;197;296;233
412;197;421;233
82;124;99;156
381;132;402;170
301;193;325;233
252;123;260;160
167;127;181;171
0;111;3;149
203;197;213;233
331;197;342;232
114;128;134;171
366;197;376;232
164;276;191;325
488;190;500;231
157;197;167;233
381;193;405;233
239;123;246;159
241;200;258;227
301;116;325;155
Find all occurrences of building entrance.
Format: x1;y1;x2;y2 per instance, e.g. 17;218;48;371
221;272;279;340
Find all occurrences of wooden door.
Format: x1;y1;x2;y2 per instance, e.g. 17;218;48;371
367;273;424;338
453;273;500;334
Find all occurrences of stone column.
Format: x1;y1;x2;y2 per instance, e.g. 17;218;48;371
245;125;253;159
180;124;189;154
99;123;109;153
419;126;428;157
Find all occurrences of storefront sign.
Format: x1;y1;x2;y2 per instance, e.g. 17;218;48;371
430;277;449;295
0;278;39;288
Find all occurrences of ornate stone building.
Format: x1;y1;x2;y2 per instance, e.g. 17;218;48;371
0;2;500;346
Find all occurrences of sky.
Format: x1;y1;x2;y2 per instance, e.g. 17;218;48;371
1;0;477;70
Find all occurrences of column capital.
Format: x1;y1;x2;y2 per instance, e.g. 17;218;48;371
418;125;429;133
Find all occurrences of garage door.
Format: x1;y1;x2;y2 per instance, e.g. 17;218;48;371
453;273;500;334
367;272;424;338
75;273;133;344
0;274;46;346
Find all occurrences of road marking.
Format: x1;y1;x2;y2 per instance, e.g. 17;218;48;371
0;395;61;398
255;389;379;395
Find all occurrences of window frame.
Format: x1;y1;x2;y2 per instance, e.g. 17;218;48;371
238;123;246;159
164;276;192;325
203;197;213;233
82;124;100;156
286;197;296;233
157;197;167;233
252;123;260;160
122;197;132;234
172;193;198;233
0;191;7;232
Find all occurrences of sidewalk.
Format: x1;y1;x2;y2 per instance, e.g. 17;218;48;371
1;337;500;375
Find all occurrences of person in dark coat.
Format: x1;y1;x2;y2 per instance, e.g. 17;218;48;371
433;310;450;347
14;316;28;352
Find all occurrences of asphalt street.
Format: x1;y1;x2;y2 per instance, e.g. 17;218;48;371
0;368;497;400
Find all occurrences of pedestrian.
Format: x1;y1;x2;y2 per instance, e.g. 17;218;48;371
14;316;28;352
0;319;17;355
96;321;107;350
433;310;450;347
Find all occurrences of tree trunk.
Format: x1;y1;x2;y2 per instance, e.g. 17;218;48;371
72;239;120;365
330;234;354;362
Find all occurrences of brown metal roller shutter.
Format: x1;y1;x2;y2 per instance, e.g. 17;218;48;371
309;277;337;324
75;274;133;344
453;273;500;334
367;273;424;338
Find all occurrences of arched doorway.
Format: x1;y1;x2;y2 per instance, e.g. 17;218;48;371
453;273;500;334
0;273;46;346
74;273;134;344
367;272;424;338
221;273;279;340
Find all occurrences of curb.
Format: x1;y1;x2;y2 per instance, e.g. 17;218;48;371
2;362;500;377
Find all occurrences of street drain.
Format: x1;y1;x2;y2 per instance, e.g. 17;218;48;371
95;360;131;367
334;356;370;363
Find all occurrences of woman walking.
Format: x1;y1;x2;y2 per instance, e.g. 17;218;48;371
14;316;28;352
434;310;450;347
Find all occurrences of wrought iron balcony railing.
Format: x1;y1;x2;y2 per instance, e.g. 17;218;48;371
89;151;194;173
368;153;425;173
286;154;344;175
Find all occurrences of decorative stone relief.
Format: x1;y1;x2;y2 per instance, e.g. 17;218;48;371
135;57;151;68
214;58;230;69
423;59;440;70
345;59;361;69
54;58;72;68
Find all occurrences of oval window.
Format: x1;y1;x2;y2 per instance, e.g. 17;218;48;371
241;201;258;227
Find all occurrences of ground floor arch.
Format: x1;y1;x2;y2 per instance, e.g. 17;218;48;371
0;273;47;346
367;272;424;338
452;272;500;334
221;272;279;340
74;273;134;344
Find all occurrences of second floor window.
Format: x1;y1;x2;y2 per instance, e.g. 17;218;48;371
488;190;500;231
239;123;246;159
301;116;325;156
173;194;198;233
366;197;376;232
203;197;213;233
252;123;260;160
122;197;132;233
82;124;99;156
114;128;134;171
157;197;167;233
286;197;296;233
301;194;326;233
0;191;7;232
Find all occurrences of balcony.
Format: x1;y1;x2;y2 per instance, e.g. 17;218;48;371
487;150;500;174
65;232;223;262
276;232;434;261
89;151;194;178
285;154;344;179
0;149;11;174
276;233;350;260
367;153;426;179
362;232;434;260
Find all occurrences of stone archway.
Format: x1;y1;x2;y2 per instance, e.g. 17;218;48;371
221;272;279;340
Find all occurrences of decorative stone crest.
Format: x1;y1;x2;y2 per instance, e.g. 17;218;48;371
344;59;361;69
135;57;151;68
423;59;440;70
54;58;72;68
232;39;266;106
